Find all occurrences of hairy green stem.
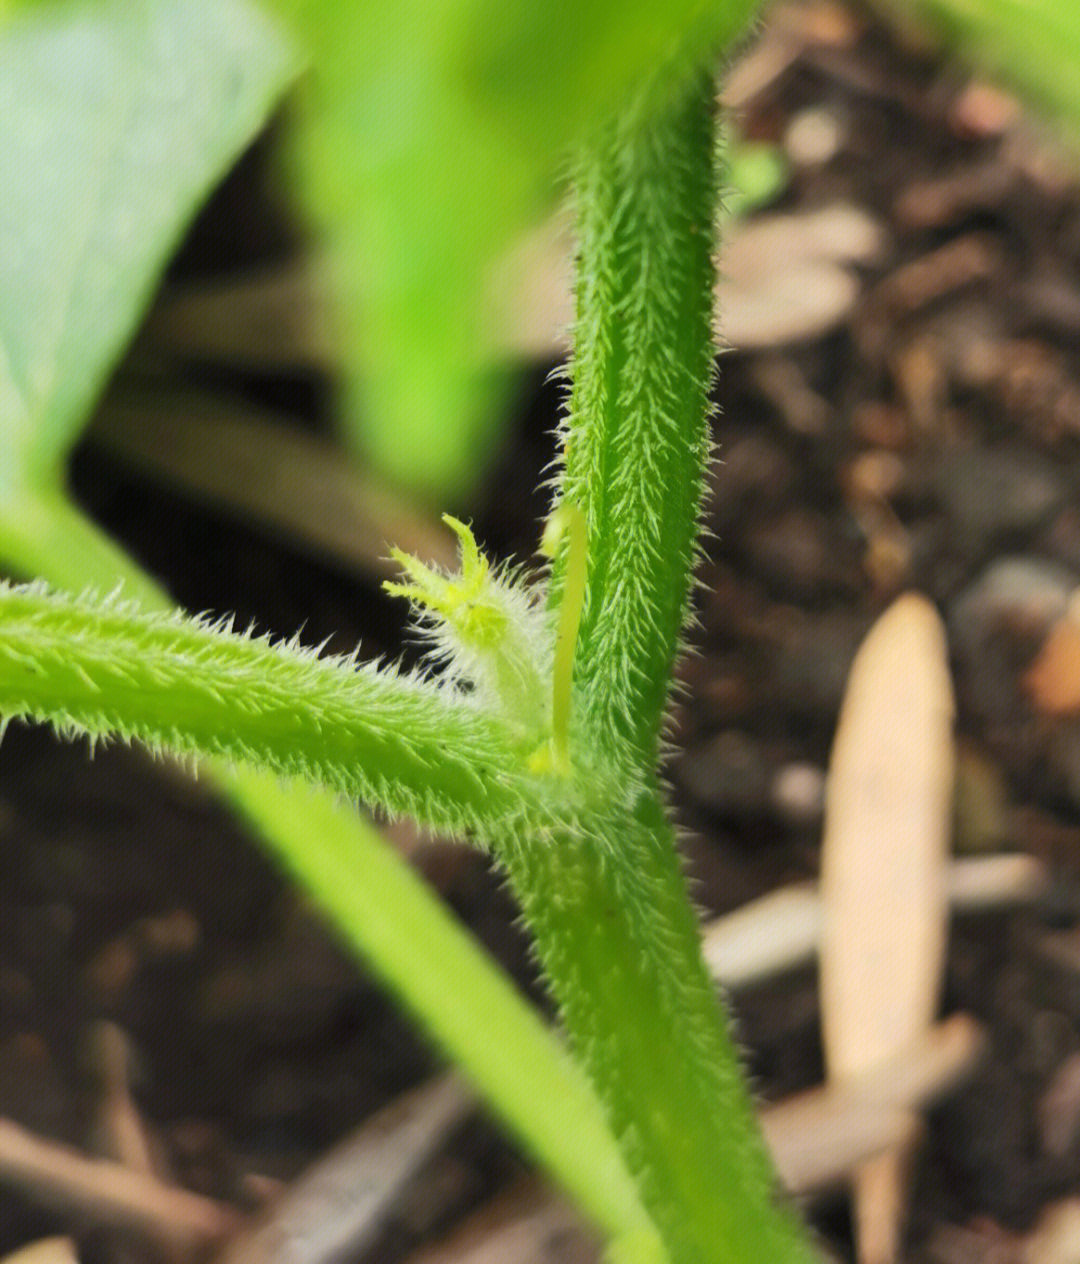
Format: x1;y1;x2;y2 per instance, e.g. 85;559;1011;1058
504;794;816;1264
0;580;543;837
526;75;820;1262
551;70;717;775
0;498;655;1249
0;43;824;1264
0;573;815;1261
540;500;587;772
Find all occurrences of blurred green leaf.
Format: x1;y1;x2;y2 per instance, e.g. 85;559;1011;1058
0;0;297;497
268;0;761;503
879;0;1080;137
723;138;790;217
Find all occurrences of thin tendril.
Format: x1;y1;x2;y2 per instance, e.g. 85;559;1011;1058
542;502;587;773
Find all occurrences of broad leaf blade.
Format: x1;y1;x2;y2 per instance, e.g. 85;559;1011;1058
269;0;759;502
0;0;297;492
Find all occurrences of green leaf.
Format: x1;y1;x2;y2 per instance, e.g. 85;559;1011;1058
266;0;761;502
0;0;297;496
723;139;790;217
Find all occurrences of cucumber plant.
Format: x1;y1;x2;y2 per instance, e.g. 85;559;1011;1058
0;3;823;1262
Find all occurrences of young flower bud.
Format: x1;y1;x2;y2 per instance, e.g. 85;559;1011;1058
384;515;554;743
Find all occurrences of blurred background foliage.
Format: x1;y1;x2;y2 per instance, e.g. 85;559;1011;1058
875;1;1080;144
261;0;761;502
0;0;296;498
4;0;1080;511
259;0;1080;506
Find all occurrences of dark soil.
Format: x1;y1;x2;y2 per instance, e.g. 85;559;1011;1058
6;3;1080;1261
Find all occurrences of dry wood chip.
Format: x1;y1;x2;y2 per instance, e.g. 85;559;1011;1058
1024;607;1080;715
820;593;955;1263
0;1243;79;1264
215;1074;474;1264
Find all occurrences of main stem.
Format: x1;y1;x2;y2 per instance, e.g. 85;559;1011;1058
504;792;816;1264
509;73;820;1263
550;70;715;775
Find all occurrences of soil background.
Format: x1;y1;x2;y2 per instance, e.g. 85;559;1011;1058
5;4;1080;1261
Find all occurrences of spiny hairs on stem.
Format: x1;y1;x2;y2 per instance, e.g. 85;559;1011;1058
500;71;819;1264
0;580;563;842
547;67;719;780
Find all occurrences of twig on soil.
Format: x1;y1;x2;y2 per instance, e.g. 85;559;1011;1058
761;1013;986;1194
83;1021;165;1179
91;384;458;583
204;1012;982;1261
398;1176;597;1264
858;233;1002;360
0;1241;79;1264
702;852;1047;990
0;1117;240;1255
214;1073;474;1264
398;1017;982;1263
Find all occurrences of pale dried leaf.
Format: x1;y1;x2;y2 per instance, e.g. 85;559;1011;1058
820;592;956;1261
0;1242;79;1264
1024;1199;1080;1264
821;592;955;1075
